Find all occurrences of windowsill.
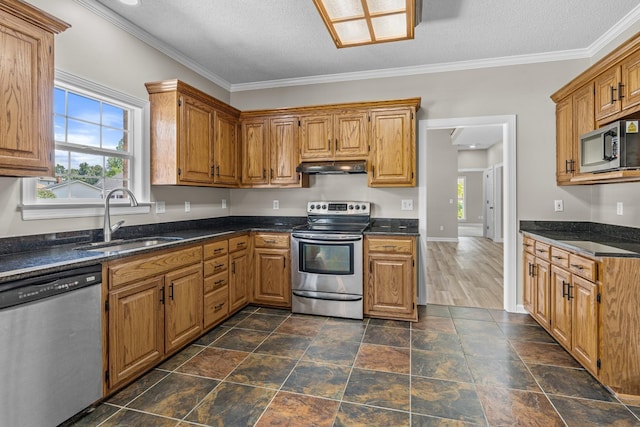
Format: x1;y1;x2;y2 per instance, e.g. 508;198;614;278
19;203;151;221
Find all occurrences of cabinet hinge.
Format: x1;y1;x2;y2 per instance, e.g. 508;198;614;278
368;115;371;122
105;370;110;382
104;300;109;312
178;99;182;107
178;168;182;176
597;359;601;369
411;172;414;179
298;120;301;126
597;293;601;303
412;259;415;267
411;112;414;119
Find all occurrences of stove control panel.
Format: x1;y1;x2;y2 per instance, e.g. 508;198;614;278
307;201;370;215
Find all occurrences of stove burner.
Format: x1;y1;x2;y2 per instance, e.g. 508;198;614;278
299;201;371;234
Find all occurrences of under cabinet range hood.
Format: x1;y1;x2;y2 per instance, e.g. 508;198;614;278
296;160;367;174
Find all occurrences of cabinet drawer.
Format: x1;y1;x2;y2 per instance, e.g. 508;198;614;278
569;253;597;281
204;286;229;328
229;235;249;252
367;237;414;254
550;247;570;268
203;240;228;259
254;233;289;248
523;236;536;254
108;246;202;289
204;255;228;276
534;241;551;260
204;271;228;293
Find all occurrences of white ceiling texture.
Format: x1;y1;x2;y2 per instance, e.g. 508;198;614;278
80;0;640;148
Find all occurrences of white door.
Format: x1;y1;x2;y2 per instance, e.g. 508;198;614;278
493;164;504;242
483;167;494;239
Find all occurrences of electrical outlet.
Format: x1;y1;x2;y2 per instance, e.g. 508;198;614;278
155;201;165;214
401;199;413;210
439;225;444;231
273;200;279;210
617;202;624;215
184;201;190;212
221;199;227;209
554;200;563;212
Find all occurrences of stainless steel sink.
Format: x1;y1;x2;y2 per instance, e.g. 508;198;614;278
75;236;183;253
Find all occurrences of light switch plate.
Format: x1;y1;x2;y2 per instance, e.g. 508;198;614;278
617;202;624;215
554;200;563;212
273;200;279;210
221;199;227;209
155;201;165;214
185;201;191;212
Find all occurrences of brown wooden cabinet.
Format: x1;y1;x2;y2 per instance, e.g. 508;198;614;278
364;236;417;321
0;1;69;177
240;116;303;187
104;245;203;391
229;234;250;311
299;110;368;161
368;108;416;187
145;79;241;187
203;239;229;329
252;232;291;307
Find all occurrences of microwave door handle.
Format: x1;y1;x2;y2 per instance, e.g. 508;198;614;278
602;130;618;161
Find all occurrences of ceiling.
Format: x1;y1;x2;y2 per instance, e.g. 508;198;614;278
451;125;503;151
82;0;640;91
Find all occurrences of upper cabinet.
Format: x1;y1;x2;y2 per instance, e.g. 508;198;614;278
299;110;368;160
145;79;241;187
552;32;640;185
369;107;416;187
0;0;69;177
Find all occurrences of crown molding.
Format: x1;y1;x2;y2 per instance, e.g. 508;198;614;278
73;0;232;91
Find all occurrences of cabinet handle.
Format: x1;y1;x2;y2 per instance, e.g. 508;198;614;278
214;302;225;311
369;260;373;273
232;261;236;274
216;165;220;177
618;82;625;100
264;239;276;244
562;280;570;299
214;263;225;269
552;255;565;261
283;258;286;270
160;287;165;304
610;86;617;104
211;166;215;176
169;283;174;300
570;264;584;270
567;284;574;300
335;139;338;150
214;279;226;286
214;248;224;253
565;159;575;174
536;249;547;254
238;242;246;247
262;169;266;179
383;245;397;249
270;168;274;179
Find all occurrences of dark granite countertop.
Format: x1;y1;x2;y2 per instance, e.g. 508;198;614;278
520;221;640;258
0;216;419;284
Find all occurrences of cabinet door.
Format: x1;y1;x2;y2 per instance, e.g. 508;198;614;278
270;116;300;185
229;249;249;312
621;50;640;111
0;13;55;176
108;277;164;389
241;119;269;185
550;265;572;349
523;251;536;314
179;94;214;184
571;275;599;374
214;111;239;186
369;108;415;187
334;111;368;159
299;114;333;160
365;253;415;320
572;83;595;177
254;248;291;307
164;264;203;353
594;66;622;121
555;97;574;184
533;258;551;330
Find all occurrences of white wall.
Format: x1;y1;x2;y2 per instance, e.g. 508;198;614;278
425;130;458;239
458;150;488;169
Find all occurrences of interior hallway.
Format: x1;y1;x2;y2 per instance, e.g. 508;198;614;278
65;305;640;426
426;230;504;309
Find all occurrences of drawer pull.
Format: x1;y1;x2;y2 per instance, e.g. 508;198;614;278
570;264;584;270
214;302;225;311
214;263;225;269
383;245;397;249
552;255;565;260
264;239;276;244
214;248;224;253
536;249;547;253
237;242;246;247
214;279;226;285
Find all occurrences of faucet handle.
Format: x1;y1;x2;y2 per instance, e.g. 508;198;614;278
111;219;125;233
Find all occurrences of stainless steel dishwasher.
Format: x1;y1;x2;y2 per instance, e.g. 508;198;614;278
0;264;103;427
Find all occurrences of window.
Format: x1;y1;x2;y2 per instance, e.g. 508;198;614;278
457;176;466;220
22;71;149;219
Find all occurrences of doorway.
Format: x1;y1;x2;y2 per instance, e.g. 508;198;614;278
417;115;517;312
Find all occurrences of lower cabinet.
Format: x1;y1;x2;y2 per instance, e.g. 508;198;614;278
252;232;291;307
203;239;229;329
364;236;417;321
229;235;250;312
105;246;203;391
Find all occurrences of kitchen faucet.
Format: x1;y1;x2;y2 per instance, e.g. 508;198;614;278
104;188;139;242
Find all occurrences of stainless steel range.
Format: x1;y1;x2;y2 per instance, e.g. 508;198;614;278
291;201;370;320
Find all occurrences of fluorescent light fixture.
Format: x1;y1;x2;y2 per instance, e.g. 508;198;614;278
313;0;421;48
119;0;140;5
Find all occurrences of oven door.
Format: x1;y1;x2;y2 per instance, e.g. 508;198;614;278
291;233;363;296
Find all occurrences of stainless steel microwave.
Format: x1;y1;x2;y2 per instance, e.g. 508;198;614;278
579;120;640;173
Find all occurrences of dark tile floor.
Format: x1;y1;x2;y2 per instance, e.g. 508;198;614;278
67;305;640;426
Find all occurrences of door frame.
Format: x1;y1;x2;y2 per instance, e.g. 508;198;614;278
418;115;518;313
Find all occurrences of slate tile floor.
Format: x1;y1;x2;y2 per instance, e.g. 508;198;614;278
67;305;640;426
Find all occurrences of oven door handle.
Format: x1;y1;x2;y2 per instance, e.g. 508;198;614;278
291;234;362;242
293;290;363;302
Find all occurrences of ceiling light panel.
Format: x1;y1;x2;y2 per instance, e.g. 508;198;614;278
322;0;364;20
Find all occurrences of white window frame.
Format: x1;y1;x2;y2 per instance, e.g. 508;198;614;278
21;70;150;220
457;176;466;221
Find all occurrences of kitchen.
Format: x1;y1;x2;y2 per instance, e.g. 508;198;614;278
2;0;640;425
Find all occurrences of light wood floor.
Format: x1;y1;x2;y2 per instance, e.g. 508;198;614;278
426;236;504;309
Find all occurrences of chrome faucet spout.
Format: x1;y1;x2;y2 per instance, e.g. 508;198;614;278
104;188;139;242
